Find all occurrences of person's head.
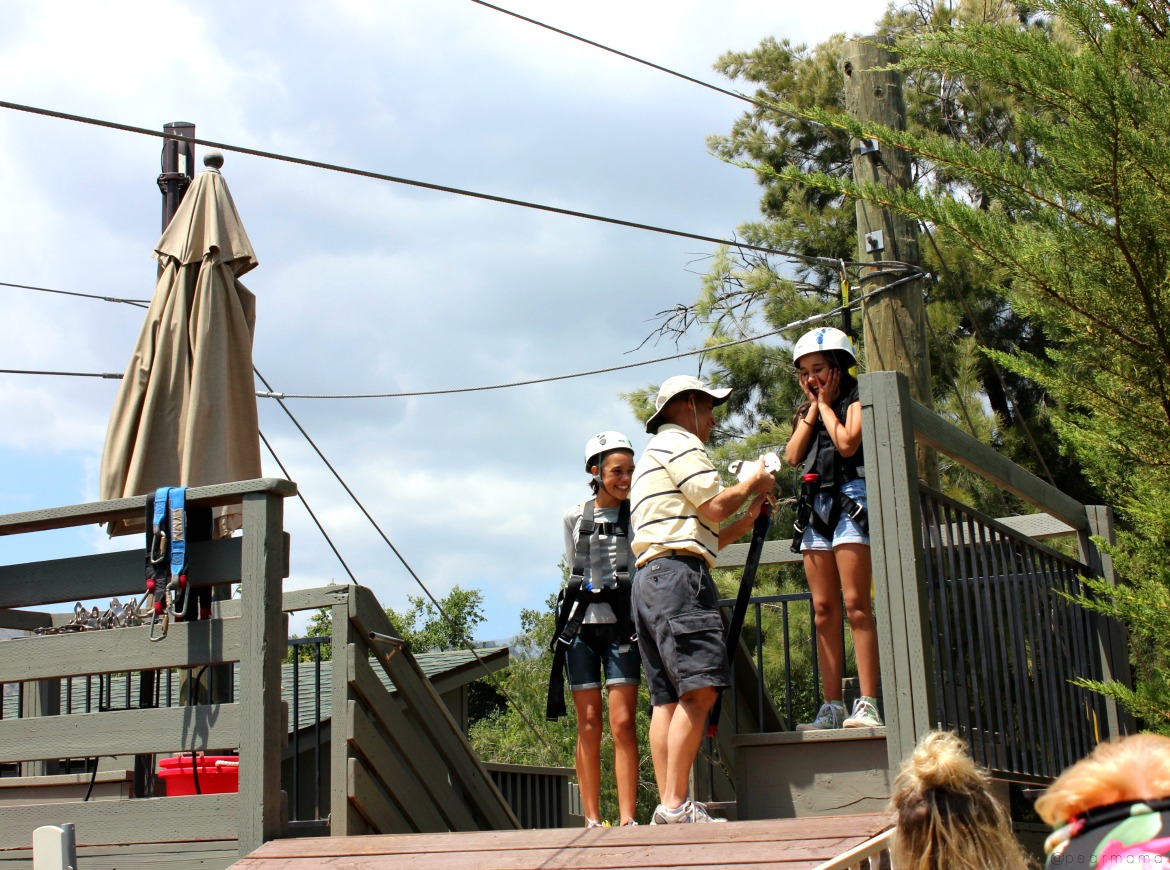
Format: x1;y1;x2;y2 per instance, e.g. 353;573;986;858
1035;734;1170;828
792;327;858;400
645;375;732;441
583;431;635;503
891;731;1030;870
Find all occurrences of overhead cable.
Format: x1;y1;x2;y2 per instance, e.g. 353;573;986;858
258;428;359;586
1;276;918;396
1;280;149;307
252;365;564;762
471;0;768;112
0;100;840;269
468;0;822;129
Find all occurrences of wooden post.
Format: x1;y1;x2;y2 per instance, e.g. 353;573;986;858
19;682;60;778
328;591;364;836
843;38;938;488
860;372;937;769
1080;506;1136;738
237;491;287;856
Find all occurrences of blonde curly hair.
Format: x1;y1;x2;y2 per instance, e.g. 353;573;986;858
891;731;1031;870
1034;734;1170;827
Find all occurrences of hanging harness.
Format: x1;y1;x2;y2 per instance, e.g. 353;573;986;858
790;419;868;552
545;499;635;720
145;486;193;640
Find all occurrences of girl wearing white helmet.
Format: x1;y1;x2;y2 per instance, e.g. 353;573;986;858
783;327;883;731
550;431;641;827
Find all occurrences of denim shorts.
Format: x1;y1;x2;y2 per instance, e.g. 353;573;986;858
565;624;641;691
632;554;730;706
801;478;869;551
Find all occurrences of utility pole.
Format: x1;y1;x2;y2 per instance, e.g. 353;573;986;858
843;37;938;486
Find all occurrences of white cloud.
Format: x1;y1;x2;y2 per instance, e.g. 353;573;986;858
0;0;892;640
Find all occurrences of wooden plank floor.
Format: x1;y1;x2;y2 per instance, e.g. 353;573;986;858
230;813;894;870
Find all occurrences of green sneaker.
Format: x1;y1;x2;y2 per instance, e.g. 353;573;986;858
796;700;846;731
843;696;884;728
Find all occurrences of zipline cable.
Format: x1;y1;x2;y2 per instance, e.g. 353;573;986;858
467;0;826;130
0;100;842;269
251;364;564;762
258;428;359;586
0;280;150;307
0;275;919;396
470;0;771;113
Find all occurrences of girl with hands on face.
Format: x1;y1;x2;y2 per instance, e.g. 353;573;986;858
784;327;881;731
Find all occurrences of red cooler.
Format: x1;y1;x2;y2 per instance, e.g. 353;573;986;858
157;755;240;795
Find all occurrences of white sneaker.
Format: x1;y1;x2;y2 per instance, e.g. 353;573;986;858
796;700;846;731
843;696;884;728
650;799;727;824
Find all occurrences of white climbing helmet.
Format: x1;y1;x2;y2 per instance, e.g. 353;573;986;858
792;326;856;366
584;431;634;472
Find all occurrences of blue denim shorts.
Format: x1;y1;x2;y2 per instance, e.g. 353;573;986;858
801;478;869;551
632;554;730;706
565;625;641;691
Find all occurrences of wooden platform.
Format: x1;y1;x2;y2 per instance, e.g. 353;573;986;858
230;813;894;869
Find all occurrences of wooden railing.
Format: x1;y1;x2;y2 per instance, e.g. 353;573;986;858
811;827;894;870
860;371;1133;776
0;483;520;867
714;371;1132;784
325;583;518;836
0;478;295;861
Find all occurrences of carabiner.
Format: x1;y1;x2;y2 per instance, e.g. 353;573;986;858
149;605;169;642
149;529;168;566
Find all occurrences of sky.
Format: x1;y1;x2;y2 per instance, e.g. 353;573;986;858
0;0;891;643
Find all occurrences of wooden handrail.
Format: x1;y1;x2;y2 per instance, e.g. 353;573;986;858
0;477;296;536
811;827;895;870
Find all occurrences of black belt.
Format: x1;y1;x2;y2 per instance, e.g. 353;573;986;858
645;552;707;572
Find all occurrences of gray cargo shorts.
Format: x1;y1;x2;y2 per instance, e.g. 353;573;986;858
631;553;730;706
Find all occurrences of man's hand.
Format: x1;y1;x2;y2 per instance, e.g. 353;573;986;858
728;452;780;493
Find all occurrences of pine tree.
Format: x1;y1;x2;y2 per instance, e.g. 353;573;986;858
741;0;1170;729
633;0;1093;518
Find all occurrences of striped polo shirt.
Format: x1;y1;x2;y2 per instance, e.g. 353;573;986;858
629;424;724;568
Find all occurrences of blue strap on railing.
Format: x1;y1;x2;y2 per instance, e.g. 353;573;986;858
151;486;169;554
168;486;187;579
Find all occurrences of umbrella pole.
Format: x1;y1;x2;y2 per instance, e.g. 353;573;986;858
133;123;198;800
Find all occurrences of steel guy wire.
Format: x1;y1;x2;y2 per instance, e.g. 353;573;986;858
0;275;921;396
0;99;844;271
0;280;151;307
258;427;359;587
251;364;564;763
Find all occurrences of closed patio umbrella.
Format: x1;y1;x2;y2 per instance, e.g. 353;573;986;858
99;151;261;537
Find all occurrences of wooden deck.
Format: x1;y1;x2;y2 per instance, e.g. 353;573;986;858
230;813;893;869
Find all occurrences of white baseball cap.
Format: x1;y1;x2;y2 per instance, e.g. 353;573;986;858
645;375;732;434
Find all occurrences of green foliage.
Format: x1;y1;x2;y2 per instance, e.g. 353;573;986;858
284;607;333;663
712;562;825;728
386;585;486;653
746;0;1170;728
636;0;1089;513
470;596;659;825
1071;560;1170;735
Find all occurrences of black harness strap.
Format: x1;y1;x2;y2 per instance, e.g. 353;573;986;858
546;499;634;720
789;423;868;553
708;502;772;741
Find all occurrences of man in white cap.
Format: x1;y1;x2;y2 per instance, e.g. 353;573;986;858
629;375;775;823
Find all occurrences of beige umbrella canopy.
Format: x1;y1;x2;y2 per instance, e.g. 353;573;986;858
100;154;262;537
